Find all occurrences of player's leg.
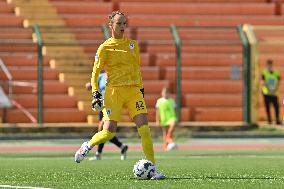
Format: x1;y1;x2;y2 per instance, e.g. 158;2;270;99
89;112;105;161
263;95;272;124
75;121;117;163
126;86;165;179
75;86;121;163
272;96;281;124
108;136;128;160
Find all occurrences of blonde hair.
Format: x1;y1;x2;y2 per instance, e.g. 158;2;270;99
108;10;126;24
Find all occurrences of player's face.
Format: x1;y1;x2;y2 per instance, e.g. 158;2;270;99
110;14;127;39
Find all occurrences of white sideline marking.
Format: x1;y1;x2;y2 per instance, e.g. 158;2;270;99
0;185;53;189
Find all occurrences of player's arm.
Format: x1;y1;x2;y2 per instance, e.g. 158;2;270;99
91;45;105;111
91;46;104;93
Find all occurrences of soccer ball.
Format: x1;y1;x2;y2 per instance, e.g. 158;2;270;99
133;159;156;179
167;142;177;151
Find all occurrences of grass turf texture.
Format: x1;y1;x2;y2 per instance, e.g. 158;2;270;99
0;150;284;189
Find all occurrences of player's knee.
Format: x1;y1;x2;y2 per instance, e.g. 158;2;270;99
138;125;151;138
134;113;148;126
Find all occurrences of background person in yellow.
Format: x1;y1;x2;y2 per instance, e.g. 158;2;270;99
261;59;281;125
156;87;177;151
74;10;165;180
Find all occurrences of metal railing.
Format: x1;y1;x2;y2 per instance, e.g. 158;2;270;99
0;58;36;123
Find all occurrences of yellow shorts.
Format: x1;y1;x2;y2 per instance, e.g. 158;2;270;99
102;86;147;122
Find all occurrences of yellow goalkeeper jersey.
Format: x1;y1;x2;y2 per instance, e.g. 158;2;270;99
91;37;143;93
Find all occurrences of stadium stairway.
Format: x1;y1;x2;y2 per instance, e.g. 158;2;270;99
0;0;87;123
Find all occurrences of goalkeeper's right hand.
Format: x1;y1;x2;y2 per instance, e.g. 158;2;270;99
92;91;103;111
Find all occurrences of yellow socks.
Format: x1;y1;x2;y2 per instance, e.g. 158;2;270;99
137;125;156;164
89;129;115;147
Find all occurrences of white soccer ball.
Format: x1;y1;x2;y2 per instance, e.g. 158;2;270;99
167;142;177;151
133;159;156;179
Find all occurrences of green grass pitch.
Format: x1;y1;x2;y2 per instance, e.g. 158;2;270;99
0;150;284;189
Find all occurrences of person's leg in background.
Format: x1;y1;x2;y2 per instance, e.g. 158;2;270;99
162;127;168;151
264;95;272;124
166;120;176;145
271;95;281;124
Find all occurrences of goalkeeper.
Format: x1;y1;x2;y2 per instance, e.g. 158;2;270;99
74;10;165;180
85;71;128;161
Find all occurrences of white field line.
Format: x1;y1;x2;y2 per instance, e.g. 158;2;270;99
0;185;53;189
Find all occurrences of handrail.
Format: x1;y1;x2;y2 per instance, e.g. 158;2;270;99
0;59;12;98
0;59;37;123
32;24;44;125
236;25;250;124
12;100;37;123
242;24;259;125
170;25;181;122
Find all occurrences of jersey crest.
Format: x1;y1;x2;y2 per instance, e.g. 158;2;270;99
129;43;135;49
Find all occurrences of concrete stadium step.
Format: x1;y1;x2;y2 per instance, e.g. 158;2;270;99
10;0;52;5
41;33;77;42
127;15;284;27
6;108;87;123
256;30;284;39
142;43;242;53
12;94;78;108
135;28;239;40
0;42;36;52
192;107;242;121
0;14;24;26
182;80;242;94
2;80;69;94
156;53;242;66
0;28;32;39
185;94;242;107
1;55;50;66
164;66;242;80
15;6;58;16
49;59;92;67
119;2;275;15
61;15;106;27
113;0;268;3
0;2;14;13
0;67;59;80
51;1;112;14
23;19;65;27
43;46;86;54
50;64;92;72
259;54;284;67
258;44;284;53
52;66;91;74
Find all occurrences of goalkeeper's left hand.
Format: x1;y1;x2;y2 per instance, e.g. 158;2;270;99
92;91;103;111
140;88;144;98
